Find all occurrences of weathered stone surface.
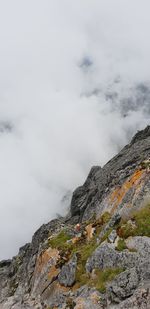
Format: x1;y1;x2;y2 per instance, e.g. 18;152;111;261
108;284;150;309
107;267;140;302
70;166;102;218
108;230;117;243
31;247;60;296
58;254;77;287
73;286;106;309
86;242;137;273
99;213;121;241
0;219;63;307
107;260;150;305
125;236;150;258
0;294;43;309
41;281;69;308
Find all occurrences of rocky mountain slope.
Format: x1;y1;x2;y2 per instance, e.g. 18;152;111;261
0;126;150;309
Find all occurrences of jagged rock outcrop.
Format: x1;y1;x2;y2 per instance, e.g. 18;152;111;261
71;126;150;222
0;126;150;309
107;260;150;304
86;242;138;273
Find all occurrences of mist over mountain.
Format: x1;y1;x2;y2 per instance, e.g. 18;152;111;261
0;0;150;259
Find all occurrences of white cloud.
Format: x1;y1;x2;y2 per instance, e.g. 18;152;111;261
0;0;149;259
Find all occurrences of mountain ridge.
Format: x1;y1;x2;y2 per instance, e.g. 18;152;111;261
0;126;150;309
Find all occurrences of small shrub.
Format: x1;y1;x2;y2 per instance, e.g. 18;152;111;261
116;238;127;251
133;204;150;236
117;222;134;239
117;203;150;239
100;212;111;225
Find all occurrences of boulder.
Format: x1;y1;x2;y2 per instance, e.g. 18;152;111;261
107;260;150;306
107;267;140;302
58;254;77;287
108;284;150;309
86;242;137;273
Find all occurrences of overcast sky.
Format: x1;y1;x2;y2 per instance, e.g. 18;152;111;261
0;0;150;259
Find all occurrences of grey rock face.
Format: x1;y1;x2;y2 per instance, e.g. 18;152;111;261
109;214;121;227
73;285;106;309
108;230;117;243
0;219;63;307
58;254;77;287
107;260;150;305
86;242;137;273
126;236;150;258
70;126;150;222
108;284;150;309
107;267;140;303
0;294;43;309
99;213;121;242
70;166;102;218
131;125;150;144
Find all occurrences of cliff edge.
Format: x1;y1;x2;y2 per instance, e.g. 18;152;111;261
0;126;150;309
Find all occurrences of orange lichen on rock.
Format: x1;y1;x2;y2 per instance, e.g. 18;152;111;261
109;169;145;215
47;265;59;281
35;247;60;274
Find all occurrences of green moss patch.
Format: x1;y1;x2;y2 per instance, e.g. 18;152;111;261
117;203;150;239
100;212;111;225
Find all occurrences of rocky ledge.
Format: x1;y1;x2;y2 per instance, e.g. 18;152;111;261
0;126;150;309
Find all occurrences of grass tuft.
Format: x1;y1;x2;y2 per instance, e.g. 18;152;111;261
48;230;71;249
116;238;127;251
74;267;124;293
94;268;124;293
117;203;150;239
